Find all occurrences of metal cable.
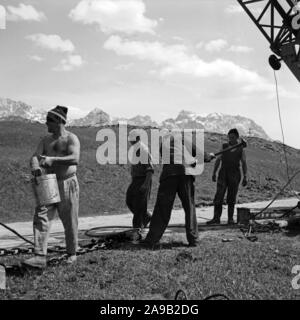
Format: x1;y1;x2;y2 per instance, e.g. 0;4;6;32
273;70;300;200
0;222;34;245
253;168;300;218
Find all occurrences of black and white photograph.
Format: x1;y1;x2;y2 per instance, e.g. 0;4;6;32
0;0;300;307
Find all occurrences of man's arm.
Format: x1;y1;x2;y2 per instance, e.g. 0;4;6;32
30;139;44;174
41;134;80;167
204;152;215;163
190;136;214;163
212;155;221;181
241;150;248;186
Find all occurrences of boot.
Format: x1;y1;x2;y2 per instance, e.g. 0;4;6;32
227;204;235;225
207;205;222;225
66;255;77;264
131;229;142;244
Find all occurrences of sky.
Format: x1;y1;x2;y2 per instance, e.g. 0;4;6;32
0;0;300;148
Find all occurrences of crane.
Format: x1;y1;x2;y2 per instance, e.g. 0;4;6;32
238;0;300;81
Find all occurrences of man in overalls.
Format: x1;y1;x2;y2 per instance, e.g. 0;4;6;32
126;129;154;243
143;130;214;247
23;106;80;269
207;128;247;225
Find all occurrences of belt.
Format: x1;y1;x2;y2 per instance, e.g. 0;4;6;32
57;172;77;181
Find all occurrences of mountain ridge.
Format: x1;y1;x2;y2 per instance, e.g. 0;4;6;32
0;97;270;140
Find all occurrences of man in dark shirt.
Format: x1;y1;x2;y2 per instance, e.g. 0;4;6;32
143;130;214;247
207;128;247;225
126;130;154;242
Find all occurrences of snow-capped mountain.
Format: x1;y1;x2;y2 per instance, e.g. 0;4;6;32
122;115;158;127
162;110;205;130
167;110;269;139
203;112;269;139
161;110;269;140
0;98;270;140
69;108;110;127
0;98;46;123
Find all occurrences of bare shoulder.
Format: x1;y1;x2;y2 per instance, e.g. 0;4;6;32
66;131;80;145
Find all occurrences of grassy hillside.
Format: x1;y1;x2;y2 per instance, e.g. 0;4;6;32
1;120;300;223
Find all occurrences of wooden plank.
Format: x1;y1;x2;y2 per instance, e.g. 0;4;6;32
238;206;300;221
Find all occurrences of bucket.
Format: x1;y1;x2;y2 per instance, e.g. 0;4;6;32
237;207;251;225
32;174;61;206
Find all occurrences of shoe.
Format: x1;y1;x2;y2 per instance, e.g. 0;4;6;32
139;239;158;249
66;255;77;264
206;218;221;225
227;219;235;225
22;255;47;269
131;230;142;244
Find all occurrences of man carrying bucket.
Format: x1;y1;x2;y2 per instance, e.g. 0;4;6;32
23;106;80;269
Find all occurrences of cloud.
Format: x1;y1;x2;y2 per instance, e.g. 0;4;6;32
204;39;228;52
225;4;244;14
69;0;157;34
225;4;262;15
195;42;204;49
26;34;75;53
197;40;253;54
228;45;254;53
103;35;273;92
53;54;84;71
172;36;184;42
7;3;46;22
0;5;5;29
26;34;84;71
115;63;134;71
29;55;44;62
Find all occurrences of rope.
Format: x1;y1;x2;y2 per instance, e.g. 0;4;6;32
253;168;300;218
274;70;290;180
273;70;300;200
0;222;34;246
0;222;70;254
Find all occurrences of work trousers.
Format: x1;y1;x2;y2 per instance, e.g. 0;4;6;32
126;177;152;229
214;169;241;206
33;175;79;256
145;175;198;245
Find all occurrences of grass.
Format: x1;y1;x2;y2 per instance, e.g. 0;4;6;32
1;228;300;300
1;120;300;223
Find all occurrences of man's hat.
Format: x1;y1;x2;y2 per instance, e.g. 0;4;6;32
48;105;68;123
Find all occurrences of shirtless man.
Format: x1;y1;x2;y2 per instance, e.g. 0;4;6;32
23;106;80;269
